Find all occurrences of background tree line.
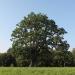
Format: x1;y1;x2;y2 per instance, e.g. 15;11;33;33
0;12;75;67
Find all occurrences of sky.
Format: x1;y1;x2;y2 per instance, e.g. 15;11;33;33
0;0;75;52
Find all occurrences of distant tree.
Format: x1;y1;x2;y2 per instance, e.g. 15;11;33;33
8;47;31;67
53;51;73;67
10;12;69;67
72;48;75;66
53;51;64;67
0;53;16;67
7;48;13;53
64;51;73;66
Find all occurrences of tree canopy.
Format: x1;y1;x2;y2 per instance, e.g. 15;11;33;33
7;12;71;67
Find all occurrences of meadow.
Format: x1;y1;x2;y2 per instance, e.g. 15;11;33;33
0;67;75;75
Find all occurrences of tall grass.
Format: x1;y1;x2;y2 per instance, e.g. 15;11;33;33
0;67;75;75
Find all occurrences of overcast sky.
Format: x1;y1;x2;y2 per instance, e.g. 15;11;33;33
0;0;75;52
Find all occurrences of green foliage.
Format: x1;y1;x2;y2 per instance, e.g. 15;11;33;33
8;12;70;67
0;53;16;67
72;48;75;66
53;51;73;67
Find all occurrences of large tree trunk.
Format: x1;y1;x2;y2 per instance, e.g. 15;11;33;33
29;47;37;67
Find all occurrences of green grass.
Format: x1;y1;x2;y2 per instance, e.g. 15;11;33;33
0;67;75;75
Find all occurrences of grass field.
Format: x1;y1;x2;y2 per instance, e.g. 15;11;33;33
0;67;75;75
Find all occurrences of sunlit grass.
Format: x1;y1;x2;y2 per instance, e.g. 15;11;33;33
0;67;75;75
